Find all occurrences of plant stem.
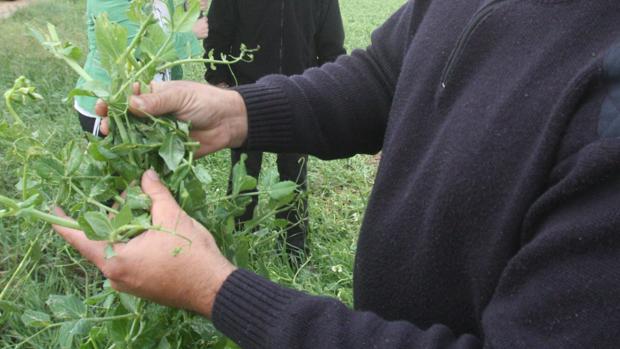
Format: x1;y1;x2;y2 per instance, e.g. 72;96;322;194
118;14;154;65
69;182;119;215
4;95;23;125
61;57;94;82
156;55;246;72
0;194;80;229
0;236;40;301
12;313;136;348
112;33;174;102
20;208;81;230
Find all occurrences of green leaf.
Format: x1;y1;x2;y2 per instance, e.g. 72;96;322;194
63;80;110;103
119;293;138;313
32;158;64;180
46;294;86;319
88;142;118;161
21;310;51;327
234;238;250;269
141;24;177;63
110;159;141;182
61;42;82;61
79;212;113;241
106;306;132;344
125;186;152;210
168;163;191;190
0;300;21;315
269;181;297;200
95;13;129;72
89;176;116;201
172;0;200;33
127;0;149;23
64;88;95;104
231;154;257;195
193;165;212;186
159;133;185;171
112;205;133;229
157;336;172;349
65;145;84;176
81;80;111;98
58;319;92;349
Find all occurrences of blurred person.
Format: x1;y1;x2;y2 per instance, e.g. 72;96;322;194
75;0;209;136
203;0;346;262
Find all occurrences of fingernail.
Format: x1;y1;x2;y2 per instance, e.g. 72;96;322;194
146;169;159;181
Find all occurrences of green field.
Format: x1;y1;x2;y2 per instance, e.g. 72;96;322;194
0;0;405;347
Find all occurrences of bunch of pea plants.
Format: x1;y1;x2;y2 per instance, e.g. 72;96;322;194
0;0;299;347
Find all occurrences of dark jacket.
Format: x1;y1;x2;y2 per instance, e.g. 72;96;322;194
204;0;345;85
212;0;620;348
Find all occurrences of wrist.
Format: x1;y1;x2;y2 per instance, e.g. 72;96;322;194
193;259;237;318
222;90;248;148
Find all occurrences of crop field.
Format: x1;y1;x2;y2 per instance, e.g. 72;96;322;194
0;0;406;347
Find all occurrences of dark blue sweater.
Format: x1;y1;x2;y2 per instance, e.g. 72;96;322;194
213;1;620;347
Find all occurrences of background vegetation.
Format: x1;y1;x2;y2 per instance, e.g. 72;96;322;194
0;0;405;347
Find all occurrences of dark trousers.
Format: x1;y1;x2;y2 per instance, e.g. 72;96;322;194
230;150;309;256
77;112;102;137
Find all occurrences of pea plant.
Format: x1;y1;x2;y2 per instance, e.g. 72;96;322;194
0;0;298;347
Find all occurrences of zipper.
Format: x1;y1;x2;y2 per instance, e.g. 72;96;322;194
279;0;285;74
439;0;510;88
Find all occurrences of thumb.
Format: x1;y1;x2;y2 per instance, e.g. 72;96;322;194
141;169;182;223
129;84;181;118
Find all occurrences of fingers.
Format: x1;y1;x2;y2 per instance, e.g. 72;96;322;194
128;82;183;118
52;207;108;269
100;118;109;136
141;170;182;223
95;99;108;117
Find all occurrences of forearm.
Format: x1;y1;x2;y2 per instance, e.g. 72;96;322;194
212;269;481;349
234;49;393;159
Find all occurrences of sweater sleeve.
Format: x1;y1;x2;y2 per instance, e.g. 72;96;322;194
204;0;237;85
315;0;346;65
213;86;620;348
233;2;415;159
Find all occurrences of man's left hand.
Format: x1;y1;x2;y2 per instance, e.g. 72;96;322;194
52;169;236;318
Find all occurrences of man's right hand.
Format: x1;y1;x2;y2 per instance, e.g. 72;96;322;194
96;81;248;157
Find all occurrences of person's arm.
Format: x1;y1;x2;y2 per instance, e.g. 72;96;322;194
213;99;620;348
54;119;620;348
315;0;346;65
63;33;620;349
204;0;237;85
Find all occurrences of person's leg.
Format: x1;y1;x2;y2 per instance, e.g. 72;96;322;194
276;153;309;261
78;112;103;137
228;150;263;225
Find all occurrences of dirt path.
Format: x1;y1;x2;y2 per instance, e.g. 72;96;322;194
0;0;33;20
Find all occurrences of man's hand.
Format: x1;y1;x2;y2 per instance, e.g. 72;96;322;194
52;170;237;318
96;81;248;157
192;17;209;39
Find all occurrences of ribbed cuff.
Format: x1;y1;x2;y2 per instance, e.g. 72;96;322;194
232;84;293;151
212;269;302;348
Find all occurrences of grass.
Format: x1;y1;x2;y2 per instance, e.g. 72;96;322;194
0;0;406;347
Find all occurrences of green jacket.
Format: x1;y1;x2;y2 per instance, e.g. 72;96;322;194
75;0;202;116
